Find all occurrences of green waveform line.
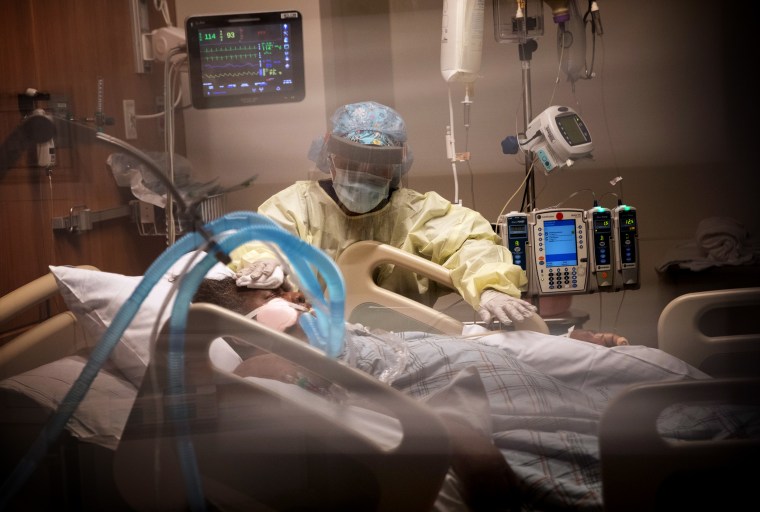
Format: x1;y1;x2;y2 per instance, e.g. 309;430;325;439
201;43;284;53
202;69;283;79
202;53;276;62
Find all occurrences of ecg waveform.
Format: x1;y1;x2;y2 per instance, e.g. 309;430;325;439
203;53;283;62
201;41;289;80
201;43;284;54
198;24;295;98
202;71;282;80
202;61;287;80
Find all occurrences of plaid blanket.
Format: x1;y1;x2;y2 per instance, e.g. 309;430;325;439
345;326;750;511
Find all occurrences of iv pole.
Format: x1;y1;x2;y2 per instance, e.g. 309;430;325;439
515;38;541;311
518;38;538;213
516;0;573;213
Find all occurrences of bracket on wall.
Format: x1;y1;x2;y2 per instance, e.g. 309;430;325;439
129;0;152;74
52;204;135;233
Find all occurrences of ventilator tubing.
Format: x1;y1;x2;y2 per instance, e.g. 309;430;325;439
164;215;346;511
0;215;220;509
0;211;345;510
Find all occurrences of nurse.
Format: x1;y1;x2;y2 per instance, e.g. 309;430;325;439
231;101;536;326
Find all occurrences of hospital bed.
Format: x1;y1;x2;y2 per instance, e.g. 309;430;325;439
0;244;758;511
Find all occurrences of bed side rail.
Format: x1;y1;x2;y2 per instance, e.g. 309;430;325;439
337;241;549;335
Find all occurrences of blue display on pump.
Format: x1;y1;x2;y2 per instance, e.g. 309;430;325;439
525;208;589;297
501;212;529;270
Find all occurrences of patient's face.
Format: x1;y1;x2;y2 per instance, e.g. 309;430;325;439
241;287;310;340
233;287;329;390
242;288;309;311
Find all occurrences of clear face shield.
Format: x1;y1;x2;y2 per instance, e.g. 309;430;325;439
326;134;406;214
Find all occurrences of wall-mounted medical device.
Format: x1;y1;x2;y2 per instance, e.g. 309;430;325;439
521;105;593;173
612;204;639;289
185;11;305;109
526;208;589;296
441;0;486;83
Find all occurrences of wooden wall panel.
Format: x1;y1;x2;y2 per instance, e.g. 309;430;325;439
1;0;182;340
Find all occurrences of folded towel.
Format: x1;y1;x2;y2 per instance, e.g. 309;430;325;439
696;216;753;263
656;217;759;272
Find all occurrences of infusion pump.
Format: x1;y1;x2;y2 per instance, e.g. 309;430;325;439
498;206;640;297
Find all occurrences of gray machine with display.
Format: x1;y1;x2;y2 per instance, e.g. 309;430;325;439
526;208;589;297
612;204;639;289
587;206;614;291
499;204;640;297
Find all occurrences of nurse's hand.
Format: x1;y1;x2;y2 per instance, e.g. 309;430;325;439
234;258;288;289
478;290;537;325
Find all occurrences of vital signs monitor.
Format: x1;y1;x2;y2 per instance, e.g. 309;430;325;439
186;11;305;109
521;106;593;172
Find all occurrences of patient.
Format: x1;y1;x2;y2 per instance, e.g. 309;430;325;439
192;276;701;511
193;277;521;511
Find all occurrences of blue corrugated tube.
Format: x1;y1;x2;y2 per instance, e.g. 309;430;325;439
1;211;344;511
164;218;345;510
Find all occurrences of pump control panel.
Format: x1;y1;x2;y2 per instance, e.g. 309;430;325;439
527;209;588;296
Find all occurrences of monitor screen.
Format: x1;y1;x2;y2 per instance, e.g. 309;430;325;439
555;113;590;146
543;219;578;267
186;11;305;109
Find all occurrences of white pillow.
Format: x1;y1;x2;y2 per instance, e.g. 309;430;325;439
50;266;173;387
49;251;236;387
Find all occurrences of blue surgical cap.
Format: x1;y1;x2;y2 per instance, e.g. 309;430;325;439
308;101;414;178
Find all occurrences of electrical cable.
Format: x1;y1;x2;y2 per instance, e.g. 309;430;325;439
548;31;566;106
153;0;173;27
548;188;596;209
497;159;535;222
163;47;187;246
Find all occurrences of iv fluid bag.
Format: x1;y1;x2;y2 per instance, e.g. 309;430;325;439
441;0;485;83
557;0;586;83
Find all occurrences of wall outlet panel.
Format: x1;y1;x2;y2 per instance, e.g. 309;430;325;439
123;99;137;139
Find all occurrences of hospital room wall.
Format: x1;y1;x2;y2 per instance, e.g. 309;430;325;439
177;1;757;346
0;0;176;340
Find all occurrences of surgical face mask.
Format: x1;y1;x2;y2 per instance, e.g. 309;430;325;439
246;297;309;332
331;166;391;214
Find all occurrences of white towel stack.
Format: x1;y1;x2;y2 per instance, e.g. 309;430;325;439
695;216;755;265
656;216;759;272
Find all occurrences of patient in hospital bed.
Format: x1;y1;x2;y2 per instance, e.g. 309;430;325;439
190;275;715;511
2;261;755;512
193;276;523;511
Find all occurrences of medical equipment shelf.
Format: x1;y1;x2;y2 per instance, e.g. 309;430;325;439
52;204;133;233
51;193;227;236
135;193;227;236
